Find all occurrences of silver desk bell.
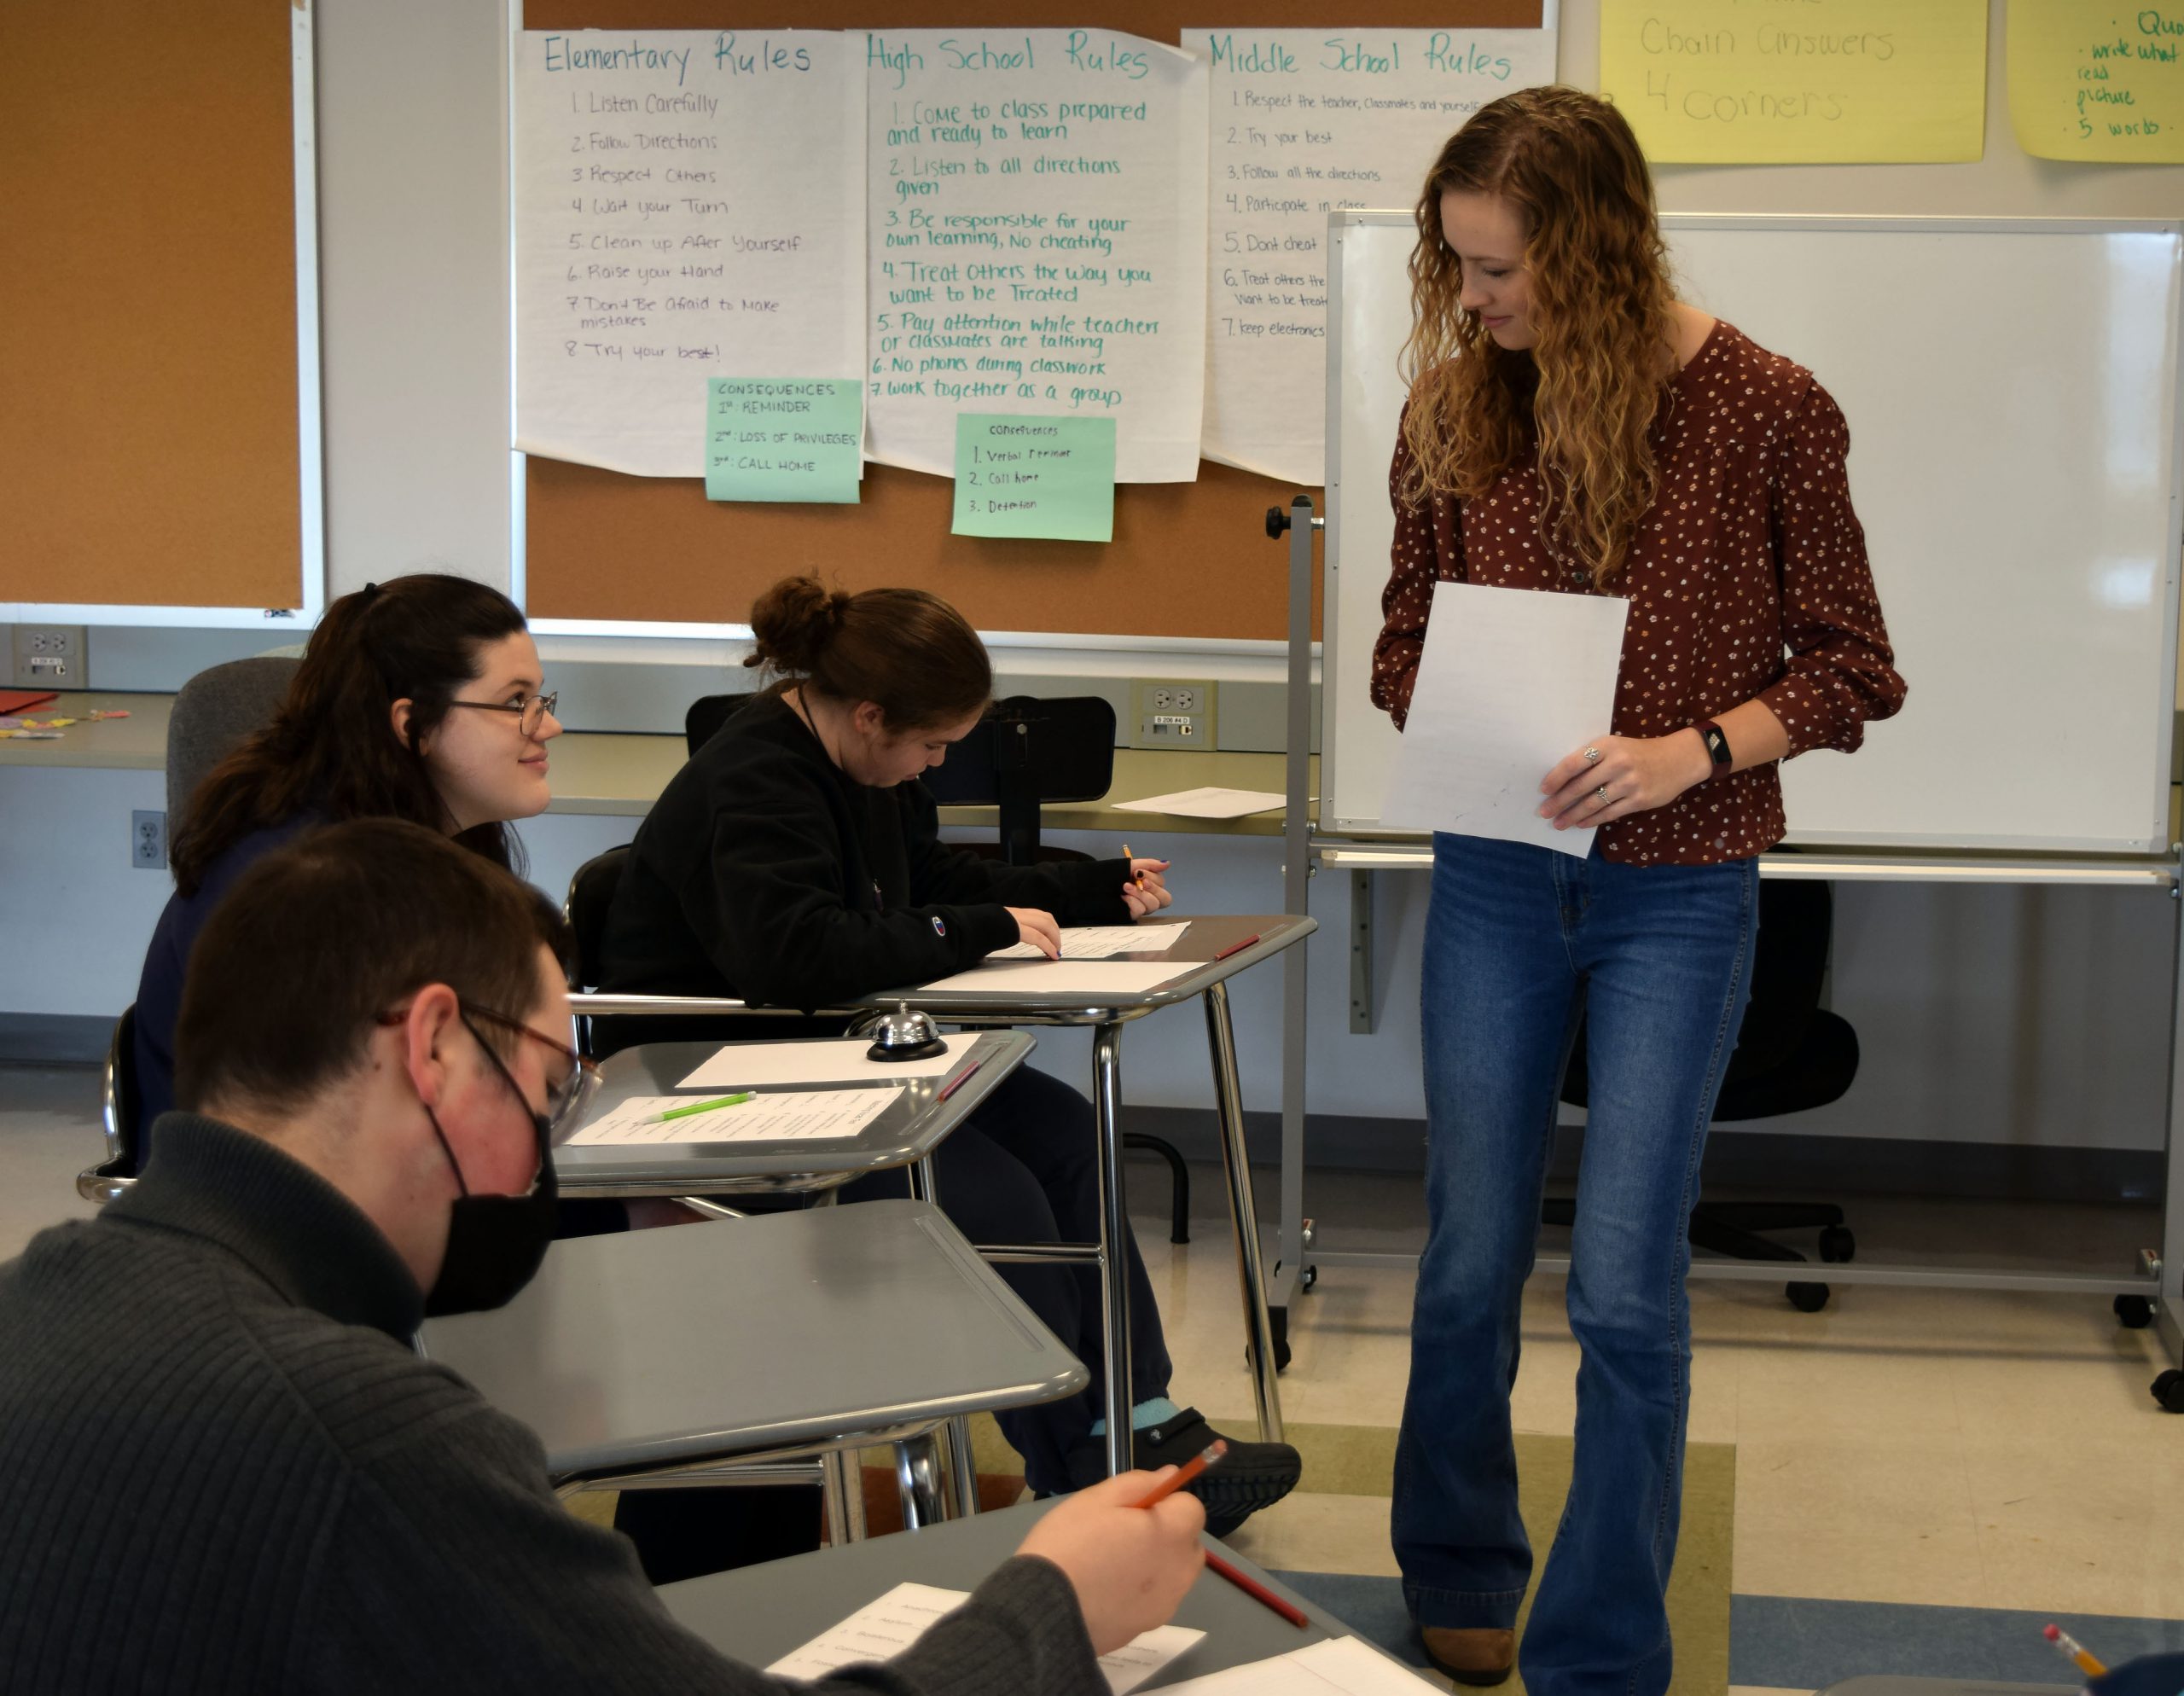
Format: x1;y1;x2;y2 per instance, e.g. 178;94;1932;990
861;1001;950;1063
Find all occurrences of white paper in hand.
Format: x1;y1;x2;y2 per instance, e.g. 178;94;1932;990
1382;581;1629;859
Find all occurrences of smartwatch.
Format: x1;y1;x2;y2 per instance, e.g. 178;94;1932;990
1693;718;1733;781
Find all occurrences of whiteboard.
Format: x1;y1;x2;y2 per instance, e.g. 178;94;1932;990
1324;214;2184;854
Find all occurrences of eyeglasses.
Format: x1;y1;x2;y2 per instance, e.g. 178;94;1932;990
445;692;559;739
380;1002;599;1145
464;1005;598;1143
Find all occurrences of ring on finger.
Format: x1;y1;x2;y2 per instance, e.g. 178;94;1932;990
1594;785;1610;802
1583;746;1602;763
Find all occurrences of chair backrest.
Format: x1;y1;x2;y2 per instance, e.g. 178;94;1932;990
167;656;301;828
918;695;1118;864
685;693;748;758
565;845;632;992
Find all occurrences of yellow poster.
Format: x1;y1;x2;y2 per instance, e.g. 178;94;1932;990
1599;0;1988;163
2009;0;2184;162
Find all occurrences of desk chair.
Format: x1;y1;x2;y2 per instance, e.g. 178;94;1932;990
80;656;302;1202
918;695;1193;1246
686;691;745;757
77;1006;142;1205
1550;878;1858;1312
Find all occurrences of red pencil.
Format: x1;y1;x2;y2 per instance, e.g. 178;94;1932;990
1203;1550;1310;1629
1213;933;1263;962
936;1058;984;1103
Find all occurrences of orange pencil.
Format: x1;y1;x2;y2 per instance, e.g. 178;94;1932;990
1123;843;1144;892
1133;1439;1225;1508
2044;1625;2106;1678
1204;1551;1310;1629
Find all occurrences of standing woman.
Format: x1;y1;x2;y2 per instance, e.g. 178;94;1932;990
1375;89;1904;1693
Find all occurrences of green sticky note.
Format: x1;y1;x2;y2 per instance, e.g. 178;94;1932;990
705;379;863;504
950;415;1117;543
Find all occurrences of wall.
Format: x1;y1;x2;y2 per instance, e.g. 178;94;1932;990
2;0;2176;1185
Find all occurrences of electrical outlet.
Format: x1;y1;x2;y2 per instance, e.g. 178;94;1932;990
132;810;166;870
11;624;87;688
1128;678;1217;750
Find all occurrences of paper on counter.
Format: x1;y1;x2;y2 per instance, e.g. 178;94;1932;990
1381;581;1628;860
990;922;1188;960
769;1581;1204;1692
1152;1635;1438;1693
566;1088;900;1146
677;1038;960;1090
1112;787;1286;819
913;961;1185;996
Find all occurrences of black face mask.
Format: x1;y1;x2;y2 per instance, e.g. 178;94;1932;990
420;1018;560;1318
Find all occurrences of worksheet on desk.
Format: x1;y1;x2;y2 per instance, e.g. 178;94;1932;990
1152;1635;1440;1693
565;1089;900;1146
989;923;1189;961
914;961;1186;996
676;1039;961;1090
768;1581;1205;1693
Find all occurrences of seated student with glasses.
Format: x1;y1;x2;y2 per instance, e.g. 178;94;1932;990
131;574;592;1200
0;819;1208;1695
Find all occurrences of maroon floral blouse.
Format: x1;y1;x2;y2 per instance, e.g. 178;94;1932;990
1372;320;1908;865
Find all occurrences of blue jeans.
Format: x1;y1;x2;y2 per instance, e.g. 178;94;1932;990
1394;833;1757;1696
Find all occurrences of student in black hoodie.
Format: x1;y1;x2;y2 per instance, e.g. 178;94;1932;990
602;575;1302;1537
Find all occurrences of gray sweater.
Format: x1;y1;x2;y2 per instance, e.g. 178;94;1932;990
0;1114;1106;1694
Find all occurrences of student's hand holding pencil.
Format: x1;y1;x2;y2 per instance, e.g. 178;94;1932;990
1119;844;1173;919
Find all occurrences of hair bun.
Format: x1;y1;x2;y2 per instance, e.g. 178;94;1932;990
745;574;850;672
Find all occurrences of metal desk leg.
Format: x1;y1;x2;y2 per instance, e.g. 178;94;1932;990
943;1414;979;1516
896;1432;949;1530
1093;1019;1133;1477
909;1155;939;1204
1204;979;1287;1443
821;1449;854;1546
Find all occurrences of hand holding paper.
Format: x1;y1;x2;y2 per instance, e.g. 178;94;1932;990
1381;582;1629;859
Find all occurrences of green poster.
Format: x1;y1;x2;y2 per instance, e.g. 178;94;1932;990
950;415;1117;543
705;379;863;504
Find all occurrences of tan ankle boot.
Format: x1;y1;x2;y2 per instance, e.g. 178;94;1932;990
1420;1626;1515;1687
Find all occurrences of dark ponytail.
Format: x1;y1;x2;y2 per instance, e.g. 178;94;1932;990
746;575;990;730
171;573;529;895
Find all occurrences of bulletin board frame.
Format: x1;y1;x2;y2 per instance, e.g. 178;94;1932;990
0;2;325;631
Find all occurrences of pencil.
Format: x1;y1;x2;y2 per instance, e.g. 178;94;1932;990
1203;1551;1310;1629
1134;1440;1225;1508
653;1092;754;1122
2043;1624;2106;1678
935;1058;984;1103
1123;842;1144;892
1213;933;1262;961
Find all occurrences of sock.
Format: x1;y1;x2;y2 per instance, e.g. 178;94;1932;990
1089;1397;1183;1439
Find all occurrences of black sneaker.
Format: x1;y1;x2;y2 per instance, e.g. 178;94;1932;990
1069;1407;1301;1536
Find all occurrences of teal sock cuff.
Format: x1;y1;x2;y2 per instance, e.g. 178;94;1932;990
1089;1396;1183;1439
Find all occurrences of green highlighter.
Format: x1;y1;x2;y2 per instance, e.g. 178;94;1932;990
652;1092;755;1123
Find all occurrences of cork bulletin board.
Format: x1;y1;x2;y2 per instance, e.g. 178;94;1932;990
522;1;1543;639
0;0;305;612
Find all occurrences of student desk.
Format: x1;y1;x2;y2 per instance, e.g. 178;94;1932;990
556;1031;1032;1199
658;1496;1422;1689
574;913;1315;1481
421;1198;1085;1536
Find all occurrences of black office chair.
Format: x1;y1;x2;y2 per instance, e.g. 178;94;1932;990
685;692;746;758
921;695;1193;1246
77;1005;142;1205
1548;878;1858;1312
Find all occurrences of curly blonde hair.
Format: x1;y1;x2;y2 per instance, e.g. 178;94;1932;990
1399;87;1677;586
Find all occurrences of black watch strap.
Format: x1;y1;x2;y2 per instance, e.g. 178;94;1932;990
1694;718;1733;780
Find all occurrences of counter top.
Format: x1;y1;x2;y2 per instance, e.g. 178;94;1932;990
1;691;1311;837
